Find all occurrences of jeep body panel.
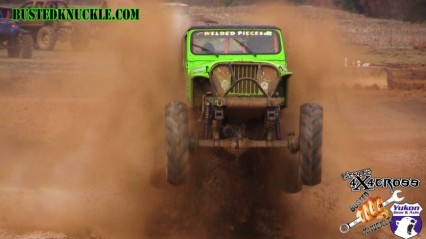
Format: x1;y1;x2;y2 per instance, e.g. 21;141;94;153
184;25;292;108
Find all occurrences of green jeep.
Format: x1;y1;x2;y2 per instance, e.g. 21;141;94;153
165;25;323;192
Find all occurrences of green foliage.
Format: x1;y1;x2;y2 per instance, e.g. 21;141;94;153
341;0;356;11
222;0;238;6
334;0;362;13
288;0;306;4
358;0;426;22
185;0;425;21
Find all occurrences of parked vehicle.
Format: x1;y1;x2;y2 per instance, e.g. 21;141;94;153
0;7;33;58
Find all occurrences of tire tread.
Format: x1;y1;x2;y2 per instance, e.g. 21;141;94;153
165;102;190;186
300;103;323;186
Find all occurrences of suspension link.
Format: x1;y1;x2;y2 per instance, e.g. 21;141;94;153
275;106;282;140
203;100;212;139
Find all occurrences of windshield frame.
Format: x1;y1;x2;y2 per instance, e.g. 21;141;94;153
190;29;282;56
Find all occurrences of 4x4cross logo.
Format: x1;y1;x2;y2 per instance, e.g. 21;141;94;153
341;168;420;192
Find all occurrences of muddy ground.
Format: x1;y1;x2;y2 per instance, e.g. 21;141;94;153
0;2;426;239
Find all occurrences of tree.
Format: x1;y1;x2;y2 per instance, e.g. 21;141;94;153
334;0;363;13
358;0;426;22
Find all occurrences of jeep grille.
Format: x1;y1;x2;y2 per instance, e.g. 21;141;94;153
211;63;278;97
227;78;265;96
228;65;264;96
232;65;258;81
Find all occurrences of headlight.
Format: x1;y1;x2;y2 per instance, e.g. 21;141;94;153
211;65;232;96
258;65;279;95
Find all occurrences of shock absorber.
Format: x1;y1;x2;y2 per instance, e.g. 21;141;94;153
275;106;282;140
203;100;212;139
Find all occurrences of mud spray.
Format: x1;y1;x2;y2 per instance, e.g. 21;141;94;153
0;1;424;239
0;1;184;238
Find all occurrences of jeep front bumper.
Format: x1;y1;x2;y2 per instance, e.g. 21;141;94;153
205;96;285;108
192;135;299;151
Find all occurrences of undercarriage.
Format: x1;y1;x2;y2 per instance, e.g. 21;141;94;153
195;95;298;152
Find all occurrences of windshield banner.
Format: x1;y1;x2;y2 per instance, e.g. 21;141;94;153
199;30;274;37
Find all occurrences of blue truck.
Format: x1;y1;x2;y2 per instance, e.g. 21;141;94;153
0;7;33;58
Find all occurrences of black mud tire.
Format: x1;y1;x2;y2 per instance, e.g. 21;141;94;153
70;25;90;51
300;103;323;186
165;102;190;186
20;34;33;59
7;38;20;58
36;26;57;50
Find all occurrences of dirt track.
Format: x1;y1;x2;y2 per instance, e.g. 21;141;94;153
1;3;426;239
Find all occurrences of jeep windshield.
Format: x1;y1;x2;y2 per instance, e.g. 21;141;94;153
191;29;281;55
